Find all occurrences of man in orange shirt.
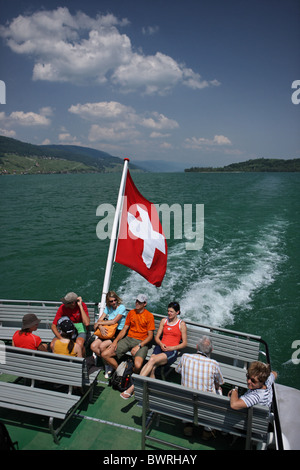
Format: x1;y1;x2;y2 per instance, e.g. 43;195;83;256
102;294;155;389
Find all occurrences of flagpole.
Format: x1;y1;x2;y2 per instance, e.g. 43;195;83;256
98;158;129;318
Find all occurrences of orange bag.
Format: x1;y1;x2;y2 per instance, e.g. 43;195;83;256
94;323;118;339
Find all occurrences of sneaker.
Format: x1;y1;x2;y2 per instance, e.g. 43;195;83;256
104;365;113;379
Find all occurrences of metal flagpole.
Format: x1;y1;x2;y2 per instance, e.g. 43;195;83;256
98;158;129;318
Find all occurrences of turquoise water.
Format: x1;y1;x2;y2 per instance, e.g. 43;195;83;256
0;171;299;389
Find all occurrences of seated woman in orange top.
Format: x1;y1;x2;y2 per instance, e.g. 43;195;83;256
12;313;48;351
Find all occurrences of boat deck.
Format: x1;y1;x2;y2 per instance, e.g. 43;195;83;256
0;369;245;451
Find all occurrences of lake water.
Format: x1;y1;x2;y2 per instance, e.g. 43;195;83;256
0;171;299;389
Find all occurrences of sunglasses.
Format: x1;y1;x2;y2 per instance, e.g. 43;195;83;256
246;374;260;385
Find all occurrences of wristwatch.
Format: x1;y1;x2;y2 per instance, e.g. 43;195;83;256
138;344;142;349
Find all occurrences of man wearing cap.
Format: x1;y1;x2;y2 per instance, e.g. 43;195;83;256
12;314;48;351
51;292;90;356
102;294;155;396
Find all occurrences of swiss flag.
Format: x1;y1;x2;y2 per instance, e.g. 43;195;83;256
115;171;167;287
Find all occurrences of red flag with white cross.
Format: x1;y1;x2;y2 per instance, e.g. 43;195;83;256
115;170;167;287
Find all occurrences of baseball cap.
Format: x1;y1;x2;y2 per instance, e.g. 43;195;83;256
58;317;76;335
136;294;147;303
61;292;78;304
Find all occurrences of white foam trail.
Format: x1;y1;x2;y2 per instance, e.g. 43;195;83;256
118;218;288;326
180;219;287;327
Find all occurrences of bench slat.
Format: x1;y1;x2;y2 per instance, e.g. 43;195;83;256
1;346;84;386
0;327;54;342
0;346;101;443
0;382;79;419
133;374;270;450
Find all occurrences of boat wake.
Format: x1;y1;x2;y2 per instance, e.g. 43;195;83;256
118;218;288;328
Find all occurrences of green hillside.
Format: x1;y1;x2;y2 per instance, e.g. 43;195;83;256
0;136;127;174
185;158;300;173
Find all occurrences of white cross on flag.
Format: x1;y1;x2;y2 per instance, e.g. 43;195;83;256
115;170;167;287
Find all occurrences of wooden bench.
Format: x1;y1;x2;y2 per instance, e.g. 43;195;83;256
133;374;270;450
0;299;97;343
150;315;263;388
0;345;101;443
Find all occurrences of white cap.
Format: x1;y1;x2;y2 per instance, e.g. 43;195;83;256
136;294;147;303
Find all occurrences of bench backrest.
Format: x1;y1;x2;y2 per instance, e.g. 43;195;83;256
0;300;97;328
133;374;269;447
0;345;86;388
153;315;260;366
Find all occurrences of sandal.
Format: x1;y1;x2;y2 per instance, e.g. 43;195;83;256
120;390;133;400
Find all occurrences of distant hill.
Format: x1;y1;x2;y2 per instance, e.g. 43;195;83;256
134;159;187;172
185;158;300;173
0;136;140;174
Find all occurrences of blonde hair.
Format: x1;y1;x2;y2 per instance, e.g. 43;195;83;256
106;291;122;306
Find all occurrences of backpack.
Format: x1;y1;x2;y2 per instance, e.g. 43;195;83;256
0;422;18;450
109;358;134;392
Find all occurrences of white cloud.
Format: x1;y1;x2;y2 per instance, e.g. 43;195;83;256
140;112;179;130
58;133;78;143
182;68;221;90
68;100;179;144
0;110;51;127
88;123;140;143
0;7;219;94
160;142;173;149
0;128;16;137
184;134;232;149
69;101;135;120
112;52;184;94
9;111;50;126
142;25;159;36
150;132;171;138
68;100;179;151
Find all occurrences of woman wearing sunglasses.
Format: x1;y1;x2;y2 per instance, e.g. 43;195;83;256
229;361;277;410
90;291;127;377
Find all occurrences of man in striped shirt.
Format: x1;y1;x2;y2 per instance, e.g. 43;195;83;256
175;335;224;393
229;361;277;410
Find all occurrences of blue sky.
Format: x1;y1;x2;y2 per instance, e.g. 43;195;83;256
0;0;299;169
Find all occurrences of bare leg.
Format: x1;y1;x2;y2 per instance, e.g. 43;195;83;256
100;339;112;354
76;336;86;357
140;352;168;377
101;345;119;370
120;353;167;400
90;338;103;356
